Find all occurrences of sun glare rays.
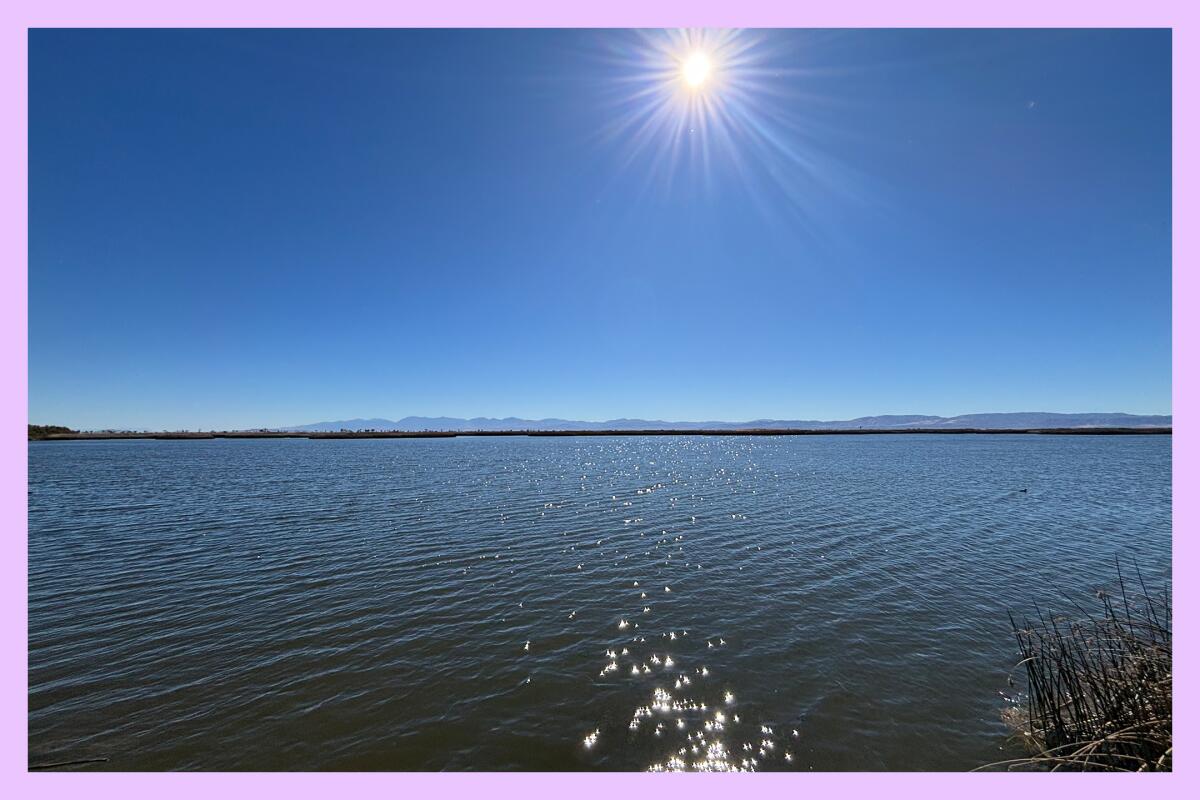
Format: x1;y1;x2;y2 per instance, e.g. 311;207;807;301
593;29;868;232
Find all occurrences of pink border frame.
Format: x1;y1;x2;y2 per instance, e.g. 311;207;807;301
3;1;1192;797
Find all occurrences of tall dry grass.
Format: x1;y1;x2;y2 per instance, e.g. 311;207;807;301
987;563;1170;771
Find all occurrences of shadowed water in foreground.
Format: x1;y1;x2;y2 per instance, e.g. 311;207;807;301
28;435;1170;770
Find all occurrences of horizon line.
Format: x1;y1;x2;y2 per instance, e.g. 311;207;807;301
29;409;1174;433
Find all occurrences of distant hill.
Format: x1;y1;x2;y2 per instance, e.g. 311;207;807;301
280;412;1171;432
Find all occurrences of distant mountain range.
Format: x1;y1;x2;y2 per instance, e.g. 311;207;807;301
280;412;1171;432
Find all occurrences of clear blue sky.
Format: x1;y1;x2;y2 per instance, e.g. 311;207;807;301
29;29;1171;430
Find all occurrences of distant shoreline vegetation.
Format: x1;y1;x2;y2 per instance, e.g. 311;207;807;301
28;425;77;440
30;427;1172;441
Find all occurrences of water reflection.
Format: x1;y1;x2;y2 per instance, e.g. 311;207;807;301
27;435;1171;770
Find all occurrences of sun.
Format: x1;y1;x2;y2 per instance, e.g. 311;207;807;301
682;52;713;88
602;29;858;227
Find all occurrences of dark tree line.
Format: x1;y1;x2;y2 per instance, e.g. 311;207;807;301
28;425;76;440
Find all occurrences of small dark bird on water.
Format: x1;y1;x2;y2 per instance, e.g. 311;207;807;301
1019;488;1028;493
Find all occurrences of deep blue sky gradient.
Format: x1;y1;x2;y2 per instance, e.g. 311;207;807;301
29;29;1171;430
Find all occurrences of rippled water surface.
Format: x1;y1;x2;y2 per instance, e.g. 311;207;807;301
28;435;1170;771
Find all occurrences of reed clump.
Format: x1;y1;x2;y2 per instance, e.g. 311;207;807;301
993;564;1171;771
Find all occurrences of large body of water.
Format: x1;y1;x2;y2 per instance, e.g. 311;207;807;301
28;435;1171;771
